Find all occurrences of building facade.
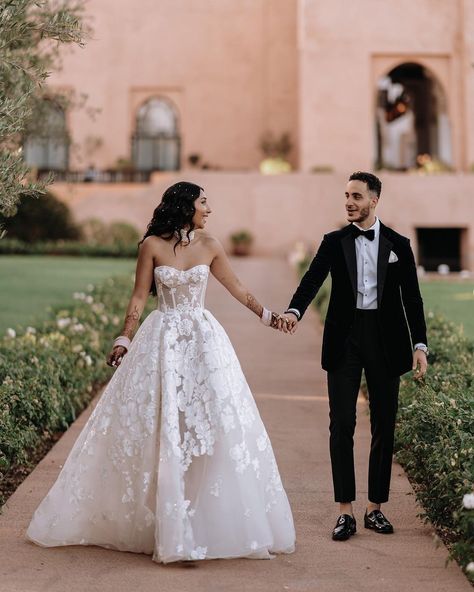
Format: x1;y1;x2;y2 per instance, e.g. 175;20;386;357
38;0;474;174
29;0;474;270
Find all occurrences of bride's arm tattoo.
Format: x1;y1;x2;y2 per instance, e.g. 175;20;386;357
246;293;264;318
121;304;140;338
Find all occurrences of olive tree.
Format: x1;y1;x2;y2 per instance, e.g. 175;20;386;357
0;0;88;233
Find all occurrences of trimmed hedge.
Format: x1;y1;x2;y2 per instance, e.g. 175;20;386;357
297;259;474;581
0;273;153;509
395;313;474;578
0;238;138;257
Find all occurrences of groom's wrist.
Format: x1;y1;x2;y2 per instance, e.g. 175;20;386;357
284;308;300;321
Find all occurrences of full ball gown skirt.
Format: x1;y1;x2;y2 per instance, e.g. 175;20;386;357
26;265;296;563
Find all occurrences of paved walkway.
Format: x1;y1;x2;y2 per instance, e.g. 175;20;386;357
0;258;470;592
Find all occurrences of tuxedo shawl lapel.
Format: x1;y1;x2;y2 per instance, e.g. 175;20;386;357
377;224;393;307
341;230;357;300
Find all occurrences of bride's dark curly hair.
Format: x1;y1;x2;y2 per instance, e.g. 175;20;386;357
137;181;204;295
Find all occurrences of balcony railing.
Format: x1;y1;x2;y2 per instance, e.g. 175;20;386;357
36;169;152;183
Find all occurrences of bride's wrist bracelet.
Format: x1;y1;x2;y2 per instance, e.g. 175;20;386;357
260;307;272;327
113;335;131;351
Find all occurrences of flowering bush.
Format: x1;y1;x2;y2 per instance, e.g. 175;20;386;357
0;273;154;509
395;312;474;580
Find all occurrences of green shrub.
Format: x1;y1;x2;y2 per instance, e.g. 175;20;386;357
108;221;140;246
79;218;140;247
0;272;155;510
395;313;474;579
0;238;137;258
0;192;82;243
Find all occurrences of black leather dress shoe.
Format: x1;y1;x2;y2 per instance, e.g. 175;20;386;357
332;514;356;541
364;509;394;533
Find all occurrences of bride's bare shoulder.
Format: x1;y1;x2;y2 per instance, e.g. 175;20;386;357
139;235;170;263
141;235;169;250
198;231;224;255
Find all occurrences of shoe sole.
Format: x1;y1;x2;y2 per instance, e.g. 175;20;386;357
364;523;394;534
332;529;356;541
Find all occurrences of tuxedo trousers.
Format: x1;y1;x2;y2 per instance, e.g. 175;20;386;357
327;308;400;504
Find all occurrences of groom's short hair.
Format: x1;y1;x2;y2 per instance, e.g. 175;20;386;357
349;171;382;197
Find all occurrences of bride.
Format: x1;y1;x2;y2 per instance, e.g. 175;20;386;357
25;181;296;563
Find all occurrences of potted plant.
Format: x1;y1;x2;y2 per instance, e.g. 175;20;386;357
230;230;254;256
259;131;292;174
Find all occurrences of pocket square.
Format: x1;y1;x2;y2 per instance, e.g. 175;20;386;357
388;251;398;263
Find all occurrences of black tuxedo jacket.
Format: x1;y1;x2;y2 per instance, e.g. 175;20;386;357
288;222;428;377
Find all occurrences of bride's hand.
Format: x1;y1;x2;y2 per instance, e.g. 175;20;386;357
269;312;282;330
106;345;127;368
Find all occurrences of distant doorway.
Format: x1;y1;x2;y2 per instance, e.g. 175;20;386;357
375;63;452;171
416;228;463;272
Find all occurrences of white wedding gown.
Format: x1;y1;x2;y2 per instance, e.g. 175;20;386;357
26;264;296;563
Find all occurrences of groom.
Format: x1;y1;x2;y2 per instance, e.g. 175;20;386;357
278;171;428;540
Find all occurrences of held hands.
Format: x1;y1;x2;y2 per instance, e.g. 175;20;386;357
277;312;298;334
412;349;428;381
264;311;298;334
260;308;297;333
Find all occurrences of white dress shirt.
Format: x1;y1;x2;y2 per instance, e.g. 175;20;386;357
352;217;380;310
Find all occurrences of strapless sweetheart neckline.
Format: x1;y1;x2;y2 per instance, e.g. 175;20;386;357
154;264;210;273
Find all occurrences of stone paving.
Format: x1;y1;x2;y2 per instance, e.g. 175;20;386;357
0;257;470;592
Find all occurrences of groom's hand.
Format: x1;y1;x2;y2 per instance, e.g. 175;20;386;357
412;350;428;380
278;312;298;334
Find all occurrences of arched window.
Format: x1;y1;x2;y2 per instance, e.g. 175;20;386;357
131;97;180;171
23;101;69;172
374;63;452;171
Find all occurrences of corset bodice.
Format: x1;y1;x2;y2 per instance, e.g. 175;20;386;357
154;264;209;313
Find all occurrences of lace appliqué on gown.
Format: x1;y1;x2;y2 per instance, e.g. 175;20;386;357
26;264;296;563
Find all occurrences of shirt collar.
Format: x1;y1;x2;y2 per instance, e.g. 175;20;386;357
353;216;380;238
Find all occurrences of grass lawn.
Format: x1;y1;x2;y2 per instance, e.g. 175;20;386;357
0;255;135;334
420;279;474;341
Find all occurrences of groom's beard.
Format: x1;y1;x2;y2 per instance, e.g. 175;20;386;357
347;206;370;223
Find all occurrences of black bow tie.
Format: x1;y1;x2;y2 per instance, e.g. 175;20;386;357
350;225;375;241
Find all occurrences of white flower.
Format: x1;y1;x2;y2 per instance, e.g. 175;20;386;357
6;328;16;338
462;493;474;510
71;323;85;333
466;562;474;573
85;295;93;304
25;326;36;334
57;318;71;329
73;292;86;300
84;355;93;366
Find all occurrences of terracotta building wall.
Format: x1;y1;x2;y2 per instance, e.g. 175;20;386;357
298;0;474;172
53;171;474;269
50;0;298;171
